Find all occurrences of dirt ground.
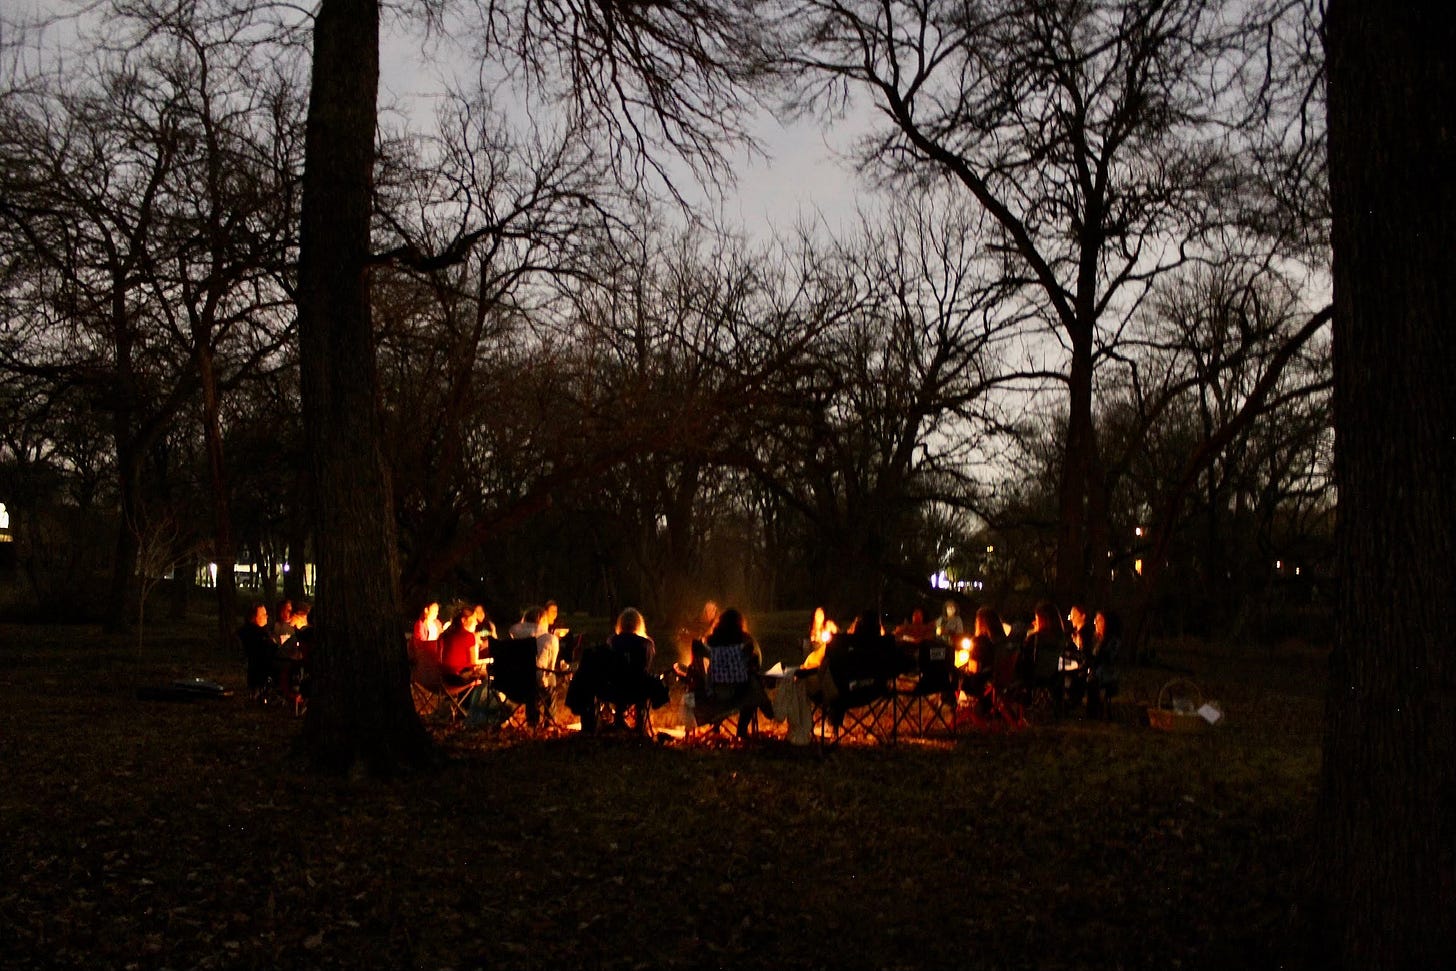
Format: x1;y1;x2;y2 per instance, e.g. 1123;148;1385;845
0;623;1325;969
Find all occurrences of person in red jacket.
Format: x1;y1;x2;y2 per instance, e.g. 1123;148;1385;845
439;607;488;679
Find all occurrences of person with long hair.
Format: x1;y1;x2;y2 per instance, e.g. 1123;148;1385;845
609;607;658;734
1021;600;1070;716
440;606;488;680
960;605;1007;714
693;607;768;739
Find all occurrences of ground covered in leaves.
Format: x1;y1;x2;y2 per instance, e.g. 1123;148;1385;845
1;622;1325;969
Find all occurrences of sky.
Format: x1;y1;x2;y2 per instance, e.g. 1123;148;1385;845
3;0;875;243
376;18;879;245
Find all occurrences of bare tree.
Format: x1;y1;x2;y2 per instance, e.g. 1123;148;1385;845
296;0;772;773
0;0;302;636
777;0;1331;603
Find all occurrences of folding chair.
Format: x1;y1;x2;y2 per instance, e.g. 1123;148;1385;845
570;642;667;735
892;638;958;737
689;642;769;740
958;643;1028;731
409;641;479;722
489;636;561;730
816;633;907;745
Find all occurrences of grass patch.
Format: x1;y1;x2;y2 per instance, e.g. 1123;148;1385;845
0;621;1325;969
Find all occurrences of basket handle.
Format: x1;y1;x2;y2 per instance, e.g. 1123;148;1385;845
1156;678;1203;710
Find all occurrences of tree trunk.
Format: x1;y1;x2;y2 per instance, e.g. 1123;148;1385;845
1312;2;1456;966
105;438;142;633
1056;329;1097;606
196;341;240;653
297;0;432;774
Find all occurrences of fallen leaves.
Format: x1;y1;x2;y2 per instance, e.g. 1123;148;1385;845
0;623;1326;969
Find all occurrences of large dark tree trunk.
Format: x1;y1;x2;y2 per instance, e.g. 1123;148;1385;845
1056;329;1099;607
1313;1;1456;965
106;438;143;633
297;0;432;774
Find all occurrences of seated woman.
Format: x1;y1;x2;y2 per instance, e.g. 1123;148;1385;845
691;608;769;739
937;599;965;640
961;605;1006;712
814;610;906;724
439;606;490;685
1021;600;1071;716
410;601;443;662
607;607;660;733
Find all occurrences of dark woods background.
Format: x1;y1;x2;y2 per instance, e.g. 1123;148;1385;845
0;0;1333;646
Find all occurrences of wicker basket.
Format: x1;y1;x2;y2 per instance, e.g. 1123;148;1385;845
1147;679;1211;733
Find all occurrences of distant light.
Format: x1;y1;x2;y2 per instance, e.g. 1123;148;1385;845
282;563;290;573
930;570;952;590
985;545;994;554
1134;558;1143;576
0;502;9;530
1276;560;1282;570
208;562;218;583
1134;526;1143;538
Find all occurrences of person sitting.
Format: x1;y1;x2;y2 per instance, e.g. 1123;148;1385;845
440;606;489;681
410;601;443;661
692;607;768;739
275;602;312;711
961;605;1005;705
601;607;663;734
1021;600;1070;716
272;599;295;648
937;599;965;640
893;607;938;644
1064;603;1094;710
1086;609;1122;718
817;609;908;726
507;606;538;640
506;606;557;681
238;603;275;703
471;604;497;642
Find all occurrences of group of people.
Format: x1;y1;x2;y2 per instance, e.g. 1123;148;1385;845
921;598;1122;719
796;598;1121;721
397;590;1122;736
408;599;570;719
239;598;313;706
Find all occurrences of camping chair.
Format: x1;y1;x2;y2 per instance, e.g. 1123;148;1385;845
959;642;1027;731
892;638;958;737
490;636;561;730
409;640;479;722
569;642;667;734
1017;630;1069;718
687;642;769;740
816;633;908;745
